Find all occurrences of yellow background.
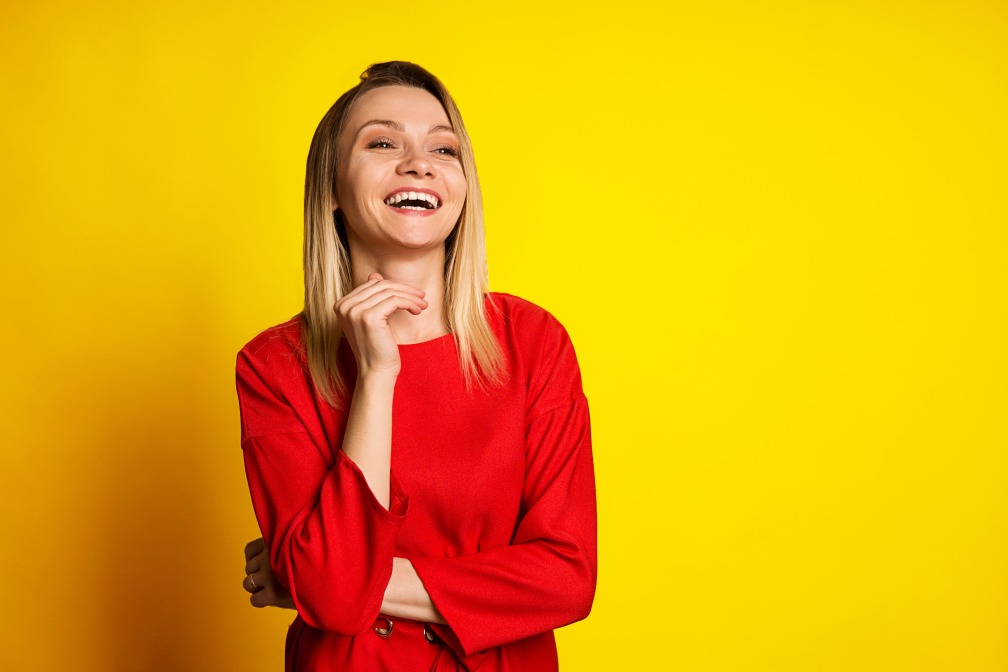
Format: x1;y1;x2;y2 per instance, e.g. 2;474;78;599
2;1;1006;670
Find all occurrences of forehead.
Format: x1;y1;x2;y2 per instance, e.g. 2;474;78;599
343;85;453;134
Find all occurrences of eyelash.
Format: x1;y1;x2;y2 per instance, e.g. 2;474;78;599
365;138;459;157
433;145;459;157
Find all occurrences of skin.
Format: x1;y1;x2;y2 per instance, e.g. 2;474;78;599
242;85;468;625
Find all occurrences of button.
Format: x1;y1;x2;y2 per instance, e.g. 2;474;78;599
424;624;438;644
373;616;393;638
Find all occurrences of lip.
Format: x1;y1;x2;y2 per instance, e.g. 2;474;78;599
383;187;444;217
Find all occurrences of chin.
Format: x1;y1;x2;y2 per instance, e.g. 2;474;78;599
381;234;449;252
384;225;455;251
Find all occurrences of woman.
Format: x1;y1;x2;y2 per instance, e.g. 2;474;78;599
236;61;596;671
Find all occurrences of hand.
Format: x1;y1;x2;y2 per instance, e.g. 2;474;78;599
334;272;427;379
243;537;295;610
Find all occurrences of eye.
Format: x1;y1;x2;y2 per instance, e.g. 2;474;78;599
433;145;459;157
366;137;396;149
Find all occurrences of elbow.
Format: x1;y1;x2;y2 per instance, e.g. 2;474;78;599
571;562;597;622
278;530;396;635
283;562;389;636
298;601;379;636
290;574;384;635
573;584;595;623
562;544;597;623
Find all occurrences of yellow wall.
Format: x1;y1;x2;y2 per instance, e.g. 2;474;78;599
2;1;1006;669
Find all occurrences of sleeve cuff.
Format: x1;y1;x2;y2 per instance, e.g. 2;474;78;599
335;449;410;520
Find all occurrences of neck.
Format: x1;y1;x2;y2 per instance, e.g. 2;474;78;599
349;247;448;344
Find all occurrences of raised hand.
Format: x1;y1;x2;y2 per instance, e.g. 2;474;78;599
243;537;295;610
334;272;427;379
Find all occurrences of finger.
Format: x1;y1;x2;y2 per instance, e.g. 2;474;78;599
347;297;428;328
243;571;264;593
244;555;260;574
250;588;280;609
351;289;428;318
244;537;265;560
373;295;428;317
342;276;382;300
338;279;425;310
334;276;386;310
340;295;429;330
360;272;426;295
339;285;426;318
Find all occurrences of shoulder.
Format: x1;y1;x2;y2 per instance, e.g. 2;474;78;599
235;315;307;391
235;316;321;440
486;292;584;412
238;316;303;363
486;292;569;342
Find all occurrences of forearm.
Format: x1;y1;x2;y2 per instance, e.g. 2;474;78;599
341;374;397;509
381;557;445;624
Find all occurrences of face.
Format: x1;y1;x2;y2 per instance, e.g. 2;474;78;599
334;85;466;257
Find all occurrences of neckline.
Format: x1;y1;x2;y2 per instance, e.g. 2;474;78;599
397;332;454;349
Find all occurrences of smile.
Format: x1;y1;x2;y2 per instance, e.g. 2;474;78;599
384;189;441;211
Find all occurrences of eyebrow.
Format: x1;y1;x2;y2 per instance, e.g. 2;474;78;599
356;119;457;137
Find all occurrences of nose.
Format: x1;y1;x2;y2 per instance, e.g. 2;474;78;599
396;145;435;178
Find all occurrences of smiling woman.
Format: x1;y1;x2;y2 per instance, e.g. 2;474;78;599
335;87;468;260
236;61;596;672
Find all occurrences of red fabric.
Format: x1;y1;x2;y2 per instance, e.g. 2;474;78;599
236;293;596;671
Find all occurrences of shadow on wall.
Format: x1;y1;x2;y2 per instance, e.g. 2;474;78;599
85;282;289;671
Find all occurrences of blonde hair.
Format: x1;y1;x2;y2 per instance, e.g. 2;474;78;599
301;61;504;406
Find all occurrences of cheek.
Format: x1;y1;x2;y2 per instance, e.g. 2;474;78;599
338;156;381;201
446;168;468;203
445;179;467;220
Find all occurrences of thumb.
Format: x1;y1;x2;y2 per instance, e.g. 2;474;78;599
368;272;384;282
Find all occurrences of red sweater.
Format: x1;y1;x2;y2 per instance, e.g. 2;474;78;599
236;293;597;671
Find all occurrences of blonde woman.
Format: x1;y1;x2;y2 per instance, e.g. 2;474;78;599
237;61;596;671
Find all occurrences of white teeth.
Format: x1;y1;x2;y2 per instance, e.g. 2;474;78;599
384;191;440;208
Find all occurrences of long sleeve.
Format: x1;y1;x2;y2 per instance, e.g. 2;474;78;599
237;298;596;671
410;313;598;657
236;337;409;635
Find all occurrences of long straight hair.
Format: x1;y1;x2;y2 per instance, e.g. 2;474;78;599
302;61;504;406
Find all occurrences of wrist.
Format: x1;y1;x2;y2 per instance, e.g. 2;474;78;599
355;370;398;393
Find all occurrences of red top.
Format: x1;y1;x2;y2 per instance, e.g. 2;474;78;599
236;293;596;671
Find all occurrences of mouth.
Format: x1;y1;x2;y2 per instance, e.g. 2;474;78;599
384;188;441;212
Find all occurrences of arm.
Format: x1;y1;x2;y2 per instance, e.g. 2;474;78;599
241;397;595;649
242;540;444;624
341;374;396;508
394;313;596;656
381;558;446;624
241;305;596;653
238;369;408;634
335;272;428;508
238;274;427;633
410;393;597;657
